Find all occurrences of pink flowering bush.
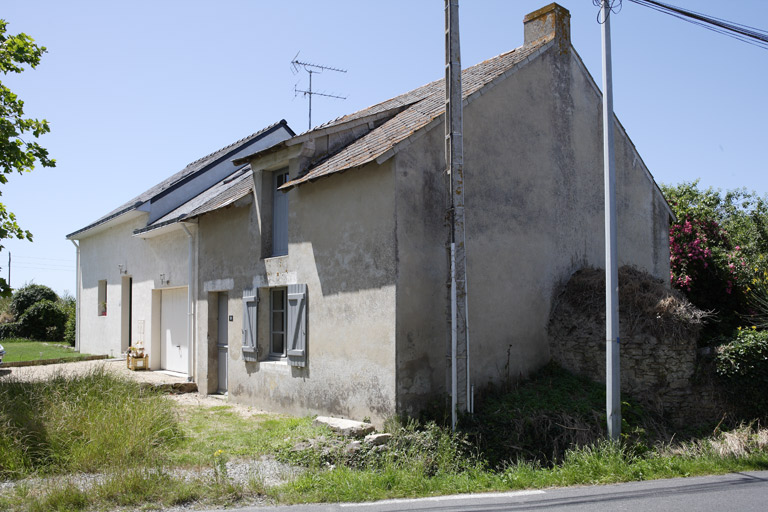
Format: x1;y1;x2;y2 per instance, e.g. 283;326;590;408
662;182;764;334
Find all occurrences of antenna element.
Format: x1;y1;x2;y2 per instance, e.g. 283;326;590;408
291;52;348;130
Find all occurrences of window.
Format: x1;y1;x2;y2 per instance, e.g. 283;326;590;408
272;170;289;256
98;280;107;316
270;288;286;357
241;284;307;367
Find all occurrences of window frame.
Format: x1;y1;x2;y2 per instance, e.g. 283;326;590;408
269;287;287;359
271;169;289;257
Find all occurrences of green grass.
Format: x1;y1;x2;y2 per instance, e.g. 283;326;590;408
0;367;181;479
1;367;767;511
1;338;92;363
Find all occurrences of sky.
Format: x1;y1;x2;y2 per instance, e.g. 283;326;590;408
2;0;767;295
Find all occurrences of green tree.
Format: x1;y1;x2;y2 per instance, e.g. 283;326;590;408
0;20;55;296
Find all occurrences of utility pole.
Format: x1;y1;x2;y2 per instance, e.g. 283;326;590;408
291;54;347;131
445;0;471;431
7;252;10;289
601;0;621;441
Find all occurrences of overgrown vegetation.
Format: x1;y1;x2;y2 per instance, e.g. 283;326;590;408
715;328;768;415
0;368;180;479
0;366;767;510
662;181;768;338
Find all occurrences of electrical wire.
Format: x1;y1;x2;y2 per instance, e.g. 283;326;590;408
595;0;768;50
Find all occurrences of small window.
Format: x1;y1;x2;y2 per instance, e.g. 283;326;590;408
98;280;107;316
270;287;287;357
272;170;289;256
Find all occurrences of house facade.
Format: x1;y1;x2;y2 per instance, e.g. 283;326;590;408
69;4;671;424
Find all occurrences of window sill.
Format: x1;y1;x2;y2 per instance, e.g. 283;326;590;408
259;359;291;375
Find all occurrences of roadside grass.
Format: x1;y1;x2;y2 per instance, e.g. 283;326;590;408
1;338;93;363
1;367;767;511
0;367;180;479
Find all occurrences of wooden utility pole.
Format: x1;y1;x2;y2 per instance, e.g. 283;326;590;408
445;0;470;431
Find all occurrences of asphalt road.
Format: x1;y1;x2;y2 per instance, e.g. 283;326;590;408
204;471;768;512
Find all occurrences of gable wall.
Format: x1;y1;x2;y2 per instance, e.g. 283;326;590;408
395;46;670;414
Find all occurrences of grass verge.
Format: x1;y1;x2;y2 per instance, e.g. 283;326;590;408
1;338;92;363
0;366;767;510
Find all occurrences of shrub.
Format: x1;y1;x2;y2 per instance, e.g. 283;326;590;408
59;294;76;346
0;322;18;339
715;328;768;414
17;299;67;341
9;284;58;318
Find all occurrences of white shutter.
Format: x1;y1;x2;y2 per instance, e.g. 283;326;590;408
242;294;259;362
286;283;307;367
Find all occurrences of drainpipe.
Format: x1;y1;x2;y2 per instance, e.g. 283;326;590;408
181;223;196;382
70;240;81;352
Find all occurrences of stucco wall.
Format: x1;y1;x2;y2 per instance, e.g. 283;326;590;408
394;44;671;413
77;214;190;367
196;161;398;424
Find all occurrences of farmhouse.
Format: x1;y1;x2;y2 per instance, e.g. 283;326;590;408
68;4;671;423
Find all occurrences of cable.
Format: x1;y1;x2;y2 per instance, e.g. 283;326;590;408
624;0;768;50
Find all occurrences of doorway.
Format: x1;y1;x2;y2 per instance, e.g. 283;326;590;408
217;293;228;394
120;276;132;353
160;287;188;374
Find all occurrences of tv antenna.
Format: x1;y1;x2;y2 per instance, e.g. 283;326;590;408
291;52;347;130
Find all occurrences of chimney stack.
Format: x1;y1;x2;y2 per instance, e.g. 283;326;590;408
523;3;571;50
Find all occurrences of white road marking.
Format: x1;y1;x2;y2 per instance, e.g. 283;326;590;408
340;489;546;507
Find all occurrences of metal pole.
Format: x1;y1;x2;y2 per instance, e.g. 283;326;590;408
601;0;621;441
308;71;313;130
445;0;470;431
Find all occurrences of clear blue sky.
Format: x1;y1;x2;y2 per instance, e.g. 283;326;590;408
3;0;767;295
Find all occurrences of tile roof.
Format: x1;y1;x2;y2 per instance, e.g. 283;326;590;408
283;37;553;189
67;120;292;238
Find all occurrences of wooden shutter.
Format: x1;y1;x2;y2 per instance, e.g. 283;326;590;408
286;283;307;367
242;294;259;362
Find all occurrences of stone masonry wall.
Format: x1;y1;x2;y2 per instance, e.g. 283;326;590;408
548;267;720;425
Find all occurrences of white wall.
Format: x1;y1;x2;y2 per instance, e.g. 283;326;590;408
77;213;190;367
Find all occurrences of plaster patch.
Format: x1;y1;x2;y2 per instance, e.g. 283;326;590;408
203;278;234;292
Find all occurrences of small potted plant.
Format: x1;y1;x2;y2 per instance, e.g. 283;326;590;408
127;341;148;370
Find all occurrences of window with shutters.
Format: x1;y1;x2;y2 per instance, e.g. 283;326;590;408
241;284;307;367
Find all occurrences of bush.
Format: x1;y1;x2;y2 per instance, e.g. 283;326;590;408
715;328;768;414
9;284;58;318
59;294;76;346
17;299;67;341
0;322;18;339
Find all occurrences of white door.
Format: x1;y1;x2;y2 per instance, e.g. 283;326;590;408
161;287;188;374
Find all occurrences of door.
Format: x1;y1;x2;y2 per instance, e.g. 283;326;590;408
160;287;188;374
217;293;228;393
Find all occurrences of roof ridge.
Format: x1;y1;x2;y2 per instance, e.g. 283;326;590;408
182;119;290;169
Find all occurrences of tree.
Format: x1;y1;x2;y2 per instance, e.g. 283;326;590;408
0;20;55;296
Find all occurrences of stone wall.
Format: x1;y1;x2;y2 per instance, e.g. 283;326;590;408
548;266;720;425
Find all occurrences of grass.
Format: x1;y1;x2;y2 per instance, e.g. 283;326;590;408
1;338;92;364
0;366;767;511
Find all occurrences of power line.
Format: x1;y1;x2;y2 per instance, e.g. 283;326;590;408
624;0;768;50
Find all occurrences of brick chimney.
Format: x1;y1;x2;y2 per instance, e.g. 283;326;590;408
523;3;571;50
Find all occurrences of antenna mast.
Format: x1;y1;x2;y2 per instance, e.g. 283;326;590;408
291;53;347;130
